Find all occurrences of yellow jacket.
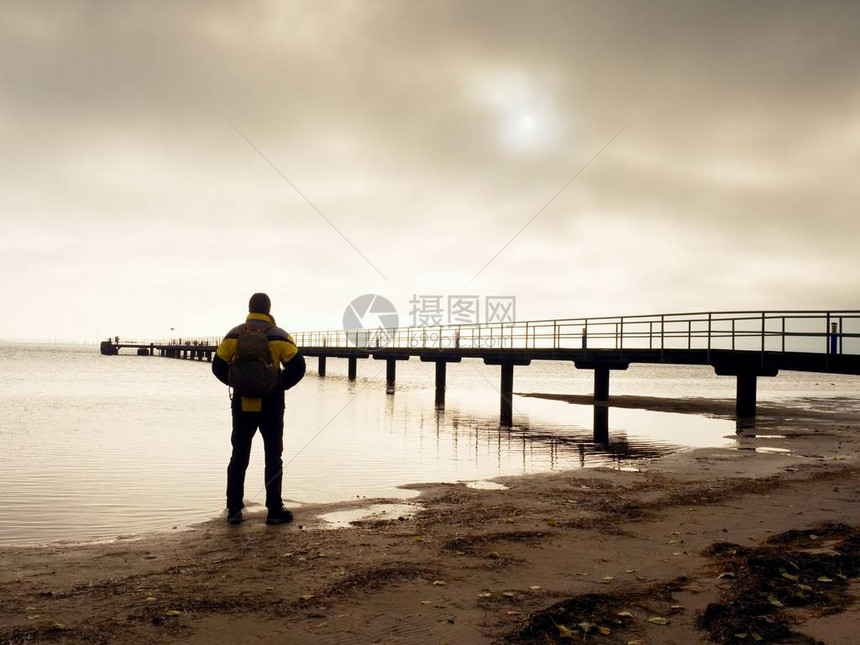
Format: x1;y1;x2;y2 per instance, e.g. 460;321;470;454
214;313;299;412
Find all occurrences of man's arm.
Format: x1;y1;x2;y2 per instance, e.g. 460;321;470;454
212;354;230;385
280;351;306;391
269;331;305;391
212;336;233;385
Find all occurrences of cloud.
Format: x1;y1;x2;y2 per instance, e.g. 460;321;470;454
1;0;858;339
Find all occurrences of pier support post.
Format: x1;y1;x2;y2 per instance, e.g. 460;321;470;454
435;361;447;406
500;362;514;426
573;361;629;404
386;359;397;387
318;356;326;377
373;353;409;393
736;372;757;419
483;357;531;426
713;362;778;420
420;354;462;408
594;367;610;402
348;357;357;381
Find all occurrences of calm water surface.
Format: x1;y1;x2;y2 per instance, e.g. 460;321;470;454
1;343;858;545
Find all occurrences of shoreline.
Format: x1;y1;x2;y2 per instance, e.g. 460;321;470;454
2;400;859;644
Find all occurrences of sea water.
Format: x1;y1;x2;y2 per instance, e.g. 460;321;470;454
1;343;858;545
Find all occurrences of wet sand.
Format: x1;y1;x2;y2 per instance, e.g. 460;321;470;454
1;398;859;644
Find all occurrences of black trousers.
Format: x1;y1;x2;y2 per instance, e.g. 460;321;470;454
226;406;284;511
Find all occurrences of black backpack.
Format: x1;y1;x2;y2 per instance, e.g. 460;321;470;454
228;324;278;397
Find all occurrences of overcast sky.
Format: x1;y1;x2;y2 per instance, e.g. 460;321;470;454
1;0;858;341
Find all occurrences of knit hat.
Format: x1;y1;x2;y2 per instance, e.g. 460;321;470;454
248;292;271;314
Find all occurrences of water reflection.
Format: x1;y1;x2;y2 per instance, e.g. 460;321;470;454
733;431;793;455
424;400;703;473
593;405;609;445
318;503;417;529
464;481;509;490
736;417;758;433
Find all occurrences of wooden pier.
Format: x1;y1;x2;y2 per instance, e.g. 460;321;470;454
101;310;860;424
99;338;219;362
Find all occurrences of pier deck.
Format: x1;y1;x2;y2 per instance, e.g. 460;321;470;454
102;310;860;424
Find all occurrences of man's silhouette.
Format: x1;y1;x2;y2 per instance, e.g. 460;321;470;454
212;293;305;524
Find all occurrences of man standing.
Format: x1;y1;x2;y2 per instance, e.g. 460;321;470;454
212;293;306;525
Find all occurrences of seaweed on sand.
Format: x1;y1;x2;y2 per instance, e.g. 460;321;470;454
698;523;860;644
499;580;685;644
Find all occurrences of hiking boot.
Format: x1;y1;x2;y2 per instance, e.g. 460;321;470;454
227;508;243;524
266;506;294;525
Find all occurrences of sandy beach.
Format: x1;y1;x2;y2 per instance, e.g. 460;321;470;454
2;398;859;645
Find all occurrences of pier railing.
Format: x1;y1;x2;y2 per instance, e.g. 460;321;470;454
106;311;860;358
295;310;860;356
